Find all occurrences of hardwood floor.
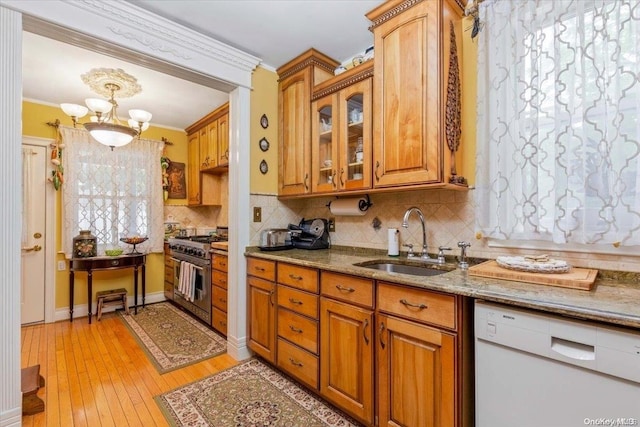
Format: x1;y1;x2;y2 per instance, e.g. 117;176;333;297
20;310;238;426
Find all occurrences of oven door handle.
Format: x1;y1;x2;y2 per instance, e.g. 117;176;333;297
171;258;205;271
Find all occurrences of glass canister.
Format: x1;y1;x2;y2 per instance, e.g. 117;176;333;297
73;230;97;258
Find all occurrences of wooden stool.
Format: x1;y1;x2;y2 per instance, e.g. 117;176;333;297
96;288;129;320
22;364;45;415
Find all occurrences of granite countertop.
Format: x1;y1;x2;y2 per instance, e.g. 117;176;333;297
245;246;640;330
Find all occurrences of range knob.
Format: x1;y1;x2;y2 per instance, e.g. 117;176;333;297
186;247;194;255
195;249;204;257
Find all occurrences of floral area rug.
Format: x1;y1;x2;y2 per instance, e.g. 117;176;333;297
155;358;362;426
119;302;226;374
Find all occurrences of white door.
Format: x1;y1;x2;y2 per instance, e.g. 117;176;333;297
21;144;47;324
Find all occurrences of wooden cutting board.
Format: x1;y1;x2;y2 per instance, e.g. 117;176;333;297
468;260;598;291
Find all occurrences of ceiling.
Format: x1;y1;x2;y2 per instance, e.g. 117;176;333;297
22;0;383;130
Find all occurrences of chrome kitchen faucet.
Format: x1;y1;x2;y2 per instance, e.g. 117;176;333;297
401;206;431;260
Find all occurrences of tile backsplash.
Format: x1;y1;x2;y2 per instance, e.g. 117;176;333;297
250;190;640;273
164;205;227;229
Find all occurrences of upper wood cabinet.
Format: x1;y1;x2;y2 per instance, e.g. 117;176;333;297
186;103;229;174
185;103;229;206
367;0;463;189
277;49;339;197
187;132;201;205
311;62;373;194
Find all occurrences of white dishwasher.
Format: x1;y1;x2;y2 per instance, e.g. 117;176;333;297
475;301;640;427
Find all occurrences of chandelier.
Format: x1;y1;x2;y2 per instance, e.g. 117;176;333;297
60;68;152;149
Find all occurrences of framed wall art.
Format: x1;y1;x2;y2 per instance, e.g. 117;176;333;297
166;162;187;199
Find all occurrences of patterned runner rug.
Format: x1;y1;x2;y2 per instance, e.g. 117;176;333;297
119;302;226;374
155;358;361;426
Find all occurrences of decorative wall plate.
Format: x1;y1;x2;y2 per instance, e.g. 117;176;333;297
259;159;268;174
259;137;270;152
260;114;269;129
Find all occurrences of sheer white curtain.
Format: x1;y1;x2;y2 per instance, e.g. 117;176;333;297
60;126;165;256
475;0;640;246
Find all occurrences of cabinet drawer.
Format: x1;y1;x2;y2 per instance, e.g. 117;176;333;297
377;282;456;330
277;285;318;319
212;307;227;336
277;263;318;293
164;267;173;283
278;308;318;354
212;285;227;312
321;271;374;308
212;269;228;289
277;338;319;390
247;257;276;281
212;254;228;272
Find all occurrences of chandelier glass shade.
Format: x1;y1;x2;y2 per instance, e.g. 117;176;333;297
60;69;152;149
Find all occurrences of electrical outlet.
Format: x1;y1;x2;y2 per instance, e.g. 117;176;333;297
57;260;66;271
328;217;336;232
253;206;262;222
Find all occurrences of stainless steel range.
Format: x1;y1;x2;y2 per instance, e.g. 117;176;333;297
167;227;228;324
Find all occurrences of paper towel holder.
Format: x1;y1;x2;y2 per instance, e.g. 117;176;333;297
326;194;372;212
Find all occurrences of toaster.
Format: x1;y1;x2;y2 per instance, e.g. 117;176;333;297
259;229;294;251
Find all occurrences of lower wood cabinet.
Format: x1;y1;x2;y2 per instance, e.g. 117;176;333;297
377;313;456;427
320;297;374;425
211;252;228;335
246;255;471;427
247;258;277;364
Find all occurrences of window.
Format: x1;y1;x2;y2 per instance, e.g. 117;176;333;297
60;127;165;256
475;0;640;248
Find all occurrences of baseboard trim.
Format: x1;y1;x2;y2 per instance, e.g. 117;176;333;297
54;292;166;322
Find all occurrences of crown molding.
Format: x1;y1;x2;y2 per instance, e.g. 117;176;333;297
1;0;261;89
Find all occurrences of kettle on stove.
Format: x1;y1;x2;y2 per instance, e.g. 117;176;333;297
288;218;331;250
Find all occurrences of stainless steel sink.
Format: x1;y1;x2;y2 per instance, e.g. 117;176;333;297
354;260;454;277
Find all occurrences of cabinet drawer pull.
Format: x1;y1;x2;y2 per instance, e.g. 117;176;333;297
375;160;380;182
288;298;303;305
254;266;266;272
363;318;369;345
336;284;355;293
289;274;303;281
289;357;303;367
339;168;345;186
218;298;226;302
304;173;309;191
379;322;386;349
269;289;275;306
400;298;428;310
219;262;227;267
289;325;303;333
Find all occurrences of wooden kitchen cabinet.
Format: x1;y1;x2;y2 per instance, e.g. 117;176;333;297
311;63;373;194
377;281;470;427
163;242;174;301
367;0;464;189
377;313;456;427
320;299;374;424
247;258;277;363
320;271;375;425
211;251;228;336
276;262;320;390
185;103;228;206
187;131;201;205
277;49;339;197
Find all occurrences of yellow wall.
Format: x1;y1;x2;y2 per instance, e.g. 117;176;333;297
460;16;477;186
250;66;279;194
22;101;188;309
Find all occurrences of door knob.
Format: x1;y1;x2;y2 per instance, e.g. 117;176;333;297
22;245;42;252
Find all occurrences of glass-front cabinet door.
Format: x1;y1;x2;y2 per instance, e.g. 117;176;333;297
312;97;337;193
311;76;371;193
339;78;371;191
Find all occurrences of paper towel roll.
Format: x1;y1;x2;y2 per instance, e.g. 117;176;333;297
328;197;370;216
